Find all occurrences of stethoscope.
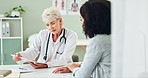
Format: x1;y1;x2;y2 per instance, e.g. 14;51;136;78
43;28;66;60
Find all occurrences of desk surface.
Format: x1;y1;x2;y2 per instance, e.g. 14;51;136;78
0;64;74;78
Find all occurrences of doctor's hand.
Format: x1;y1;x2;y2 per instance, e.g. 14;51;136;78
12;53;22;62
52;67;72;73
28;62;48;69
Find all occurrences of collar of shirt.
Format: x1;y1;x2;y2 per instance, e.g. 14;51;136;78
50;28;65;45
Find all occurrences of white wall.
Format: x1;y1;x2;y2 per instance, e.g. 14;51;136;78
112;0;148;78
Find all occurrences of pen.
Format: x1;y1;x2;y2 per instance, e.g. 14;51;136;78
19;67;27;70
11;54;14;56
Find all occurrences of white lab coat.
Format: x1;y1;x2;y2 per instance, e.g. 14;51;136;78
20;28;78;67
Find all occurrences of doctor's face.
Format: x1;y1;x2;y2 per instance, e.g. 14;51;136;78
45;18;62;34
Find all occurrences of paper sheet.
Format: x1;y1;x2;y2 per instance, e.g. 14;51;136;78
10;65;35;73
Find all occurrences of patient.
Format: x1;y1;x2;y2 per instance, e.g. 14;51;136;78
52;0;111;78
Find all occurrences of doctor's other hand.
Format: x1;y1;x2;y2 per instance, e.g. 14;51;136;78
12;53;22;62
28;62;48;69
52;67;72;73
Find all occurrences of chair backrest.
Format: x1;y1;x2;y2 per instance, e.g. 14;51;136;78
72;55;79;62
28;33;38;47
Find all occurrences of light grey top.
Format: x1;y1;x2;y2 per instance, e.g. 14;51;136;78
73;35;111;78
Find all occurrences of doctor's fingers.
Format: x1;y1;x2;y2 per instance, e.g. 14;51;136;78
29;62;39;69
29;62;48;69
12;54;22;62
12;56;21;62
14;53;22;58
35;63;48;68
28;62;37;67
15;53;22;58
35;63;46;66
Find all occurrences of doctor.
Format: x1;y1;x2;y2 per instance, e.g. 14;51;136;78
12;7;78;69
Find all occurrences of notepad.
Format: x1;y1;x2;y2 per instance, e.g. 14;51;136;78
0;70;12;78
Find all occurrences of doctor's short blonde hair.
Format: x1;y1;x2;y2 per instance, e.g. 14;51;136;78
42;7;62;22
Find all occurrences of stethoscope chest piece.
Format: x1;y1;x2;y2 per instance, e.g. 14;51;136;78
43;55;47;60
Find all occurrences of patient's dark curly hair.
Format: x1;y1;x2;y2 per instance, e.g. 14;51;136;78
80;0;111;38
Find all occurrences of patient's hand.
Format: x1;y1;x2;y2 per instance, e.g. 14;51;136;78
28;62;48;69
52;67;72;73
67;64;80;71
12;53;22;62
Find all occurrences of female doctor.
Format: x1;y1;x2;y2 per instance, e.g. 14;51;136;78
12;7;78;69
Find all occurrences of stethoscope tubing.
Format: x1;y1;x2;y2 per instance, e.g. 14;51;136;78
43;32;50;60
43;28;66;60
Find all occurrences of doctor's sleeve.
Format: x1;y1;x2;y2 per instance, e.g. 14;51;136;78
20;30;43;60
46;32;78;67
